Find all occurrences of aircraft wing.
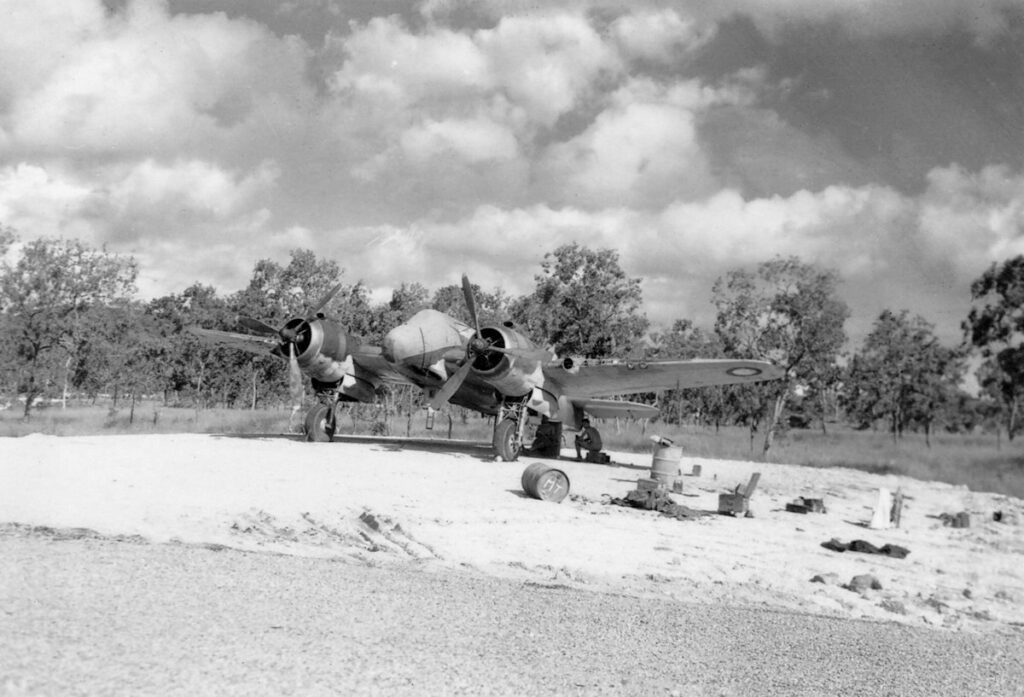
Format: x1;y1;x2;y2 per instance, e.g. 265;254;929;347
545;358;784;399
186;327;278;355
570;398;660;420
350;347;418;386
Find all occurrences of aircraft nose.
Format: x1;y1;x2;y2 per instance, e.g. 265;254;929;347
382;324;421;365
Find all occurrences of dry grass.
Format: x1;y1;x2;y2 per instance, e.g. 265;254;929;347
4;402;1022;499
0;403;294;437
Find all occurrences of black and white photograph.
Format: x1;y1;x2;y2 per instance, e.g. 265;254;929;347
2;1;1024;694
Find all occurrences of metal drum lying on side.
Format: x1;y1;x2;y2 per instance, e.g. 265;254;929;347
521;462;570;503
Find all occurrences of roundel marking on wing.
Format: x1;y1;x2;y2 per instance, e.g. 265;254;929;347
727;367;762;377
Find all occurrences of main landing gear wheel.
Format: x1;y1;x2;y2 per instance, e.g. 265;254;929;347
493;418;522;462
304;404;336;442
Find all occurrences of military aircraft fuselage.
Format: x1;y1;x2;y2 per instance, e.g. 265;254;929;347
381;309;467;374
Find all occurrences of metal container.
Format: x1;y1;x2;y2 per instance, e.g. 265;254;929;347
650;443;683;485
521;462;570;503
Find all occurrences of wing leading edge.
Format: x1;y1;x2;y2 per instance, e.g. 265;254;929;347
187;327;278;355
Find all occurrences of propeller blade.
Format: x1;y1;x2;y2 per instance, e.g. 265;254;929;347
238;316;280;336
461;274;481;336
428;359;474;411
309;282;345;318
288;343;304;408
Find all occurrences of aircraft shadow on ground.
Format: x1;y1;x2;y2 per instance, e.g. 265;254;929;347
214;433;656;470
214;432;498;462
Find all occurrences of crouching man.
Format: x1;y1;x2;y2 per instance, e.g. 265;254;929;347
574;418;603;462
528;416;562;458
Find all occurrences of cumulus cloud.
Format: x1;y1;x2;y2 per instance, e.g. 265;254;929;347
99;158;279;227
918;164;1024;276
537;78;752;207
400;117;519;164
329;12;619;154
0;157;277;252
417;0;1021;44
0;164;95;241
1;0;312;158
715;0;1020;43
329;17;491;107
475;13;620;127
328;11;620;131
2;0;1020;350
610;7;716;64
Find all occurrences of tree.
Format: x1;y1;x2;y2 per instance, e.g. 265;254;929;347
0;236;137;416
147;284;242;407
71;301;168;420
432;282;510;327
964;256;1024;440
648;319;729;425
844;310;964;445
712;256;849;457
369;282;431;346
512;243;648;358
232;249;345;324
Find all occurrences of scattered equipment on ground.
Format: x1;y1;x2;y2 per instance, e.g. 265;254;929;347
994;510;1020;525
869;487;904;529
521;462;570;503
821;538;910;559
940;511;972;528
609;487;710;521
718;473;760;516
785;496;827;514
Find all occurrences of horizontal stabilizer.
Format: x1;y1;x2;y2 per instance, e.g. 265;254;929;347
573;399;660;421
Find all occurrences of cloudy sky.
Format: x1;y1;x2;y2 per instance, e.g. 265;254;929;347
3;0;1024;347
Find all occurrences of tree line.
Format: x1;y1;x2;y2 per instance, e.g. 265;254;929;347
2;226;1022;455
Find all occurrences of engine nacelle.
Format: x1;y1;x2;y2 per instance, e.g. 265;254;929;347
471;325;543;396
279;318;360;385
559;356;584;374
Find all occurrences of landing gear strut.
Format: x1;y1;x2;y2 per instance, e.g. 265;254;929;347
493;399;528;461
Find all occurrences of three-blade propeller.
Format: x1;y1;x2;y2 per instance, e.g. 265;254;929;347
427;275;550;410
237;282;345;408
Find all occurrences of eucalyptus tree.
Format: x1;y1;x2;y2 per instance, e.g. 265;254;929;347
845;310;964;445
511;243;648;358
964;256;1024;440
0;234;137;416
712;256;849;456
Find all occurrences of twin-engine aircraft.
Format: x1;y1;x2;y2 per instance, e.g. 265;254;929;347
190;276;783;461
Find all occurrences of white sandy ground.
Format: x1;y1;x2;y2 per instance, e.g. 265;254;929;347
1;432;1023;634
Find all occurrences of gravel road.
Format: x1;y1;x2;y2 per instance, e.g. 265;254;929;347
2;530;1022;697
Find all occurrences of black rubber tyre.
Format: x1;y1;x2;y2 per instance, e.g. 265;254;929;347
493;418;522;462
304;404;336;442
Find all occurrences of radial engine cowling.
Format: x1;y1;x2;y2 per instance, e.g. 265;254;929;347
277;318;359;385
471;325;543;396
